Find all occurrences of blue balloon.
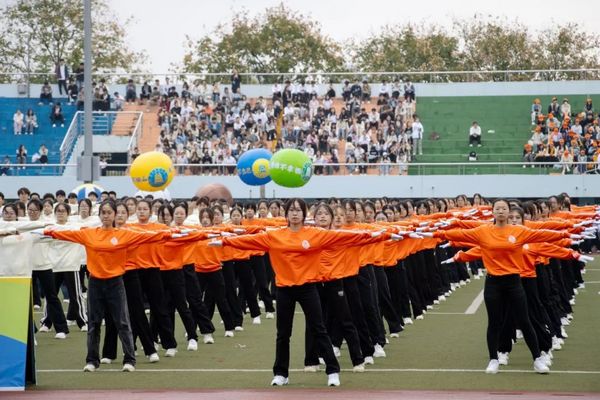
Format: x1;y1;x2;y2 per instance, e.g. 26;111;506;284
237;149;273;186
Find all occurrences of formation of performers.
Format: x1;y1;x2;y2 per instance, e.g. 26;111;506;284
0;188;598;386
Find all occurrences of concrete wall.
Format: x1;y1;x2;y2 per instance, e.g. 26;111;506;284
1;174;599;200
4;80;600;99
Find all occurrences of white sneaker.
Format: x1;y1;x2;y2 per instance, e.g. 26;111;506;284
271;375;289;386
252;316;262;325
224;330;234;337
304;365;319;372
122;363;135;372
165;348;177;357
459;280;466;287
566;313;573;321
569;298;576;305
148;353;159;363
327;372;340;387
561;317;570;326
33;305;41;310
55;332;67;339
439;295;446;301
474;274;481;280
516;329;523;339
234;326;244;331
39;325;51;333
390;332;400;338
533;357;550;374
66;319;76;326
265;312;275;319
561;327;568;338
426;305;433;310
80;325;88;332
373;344;386;358
352;362;366;373
541;351;552;366
497;352;509;366
557;337;565;345
433;300;440;305
187;339;198;351
83;363;96;372
415;315;424;320
485;359;500;374
403;318;414;325
385;338;390;344
578;283;585;289
364;356;374;365
318;357;325;365
203;334;214;344
573;288;579;295
100;358;112;364
333;346;341;357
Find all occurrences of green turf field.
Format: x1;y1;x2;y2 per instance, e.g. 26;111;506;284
32;260;600;392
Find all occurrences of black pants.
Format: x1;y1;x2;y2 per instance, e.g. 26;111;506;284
342;275;375;357
235;259;262;319
373;266;402;334
196;269;235;331
161;269;198;341
54;271;87;328
103;270;155;359
34;269;68;334
250;256;275;312
306;280;364;366
469;135;481;145
182;265;215;334
222;261;244;327
274;283;340;377
358;266;386;346
138;268;177;349
404;256;425;317
484;274;540;360
57;79;68;95
536;264;562;337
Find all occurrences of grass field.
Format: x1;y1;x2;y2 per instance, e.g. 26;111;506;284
31;261;600;393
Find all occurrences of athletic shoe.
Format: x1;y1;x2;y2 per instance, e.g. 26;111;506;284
318;357;325;365
403;317;414;325
485;359;499;374
569;298;576;305
333;346;341;357
433;300;440;305
573;288;579;295
39;325;51;333
258;300;265;310
154;342;160;351
439;295;447;301
578;283;585;289
83;363;96;372
557;337;565;345
271;375;289;386
187;339;198;351
33;304;41;310
373;344;386;358
561;327;568;338
466;278;471;283
459;280;466;287
66;320;76;326
426;305;433;310
533;357;550;374
327;373;340;387
353;363;365;373
122;363;135;372
203;334;214;344
385;338;390;344
497;352;509;366
390;332;400;338
566;313;573;321
252;316;262;325
148;353;159;363
165;348;177;357
364;356;374;365
415;315;424;320
541;351;552;366
80;325;88;332
474;274;481;280
551;337;562;351
304;365;319;372
54;332;67;339
560;317;570;326
265;312;275;319
516;329;523;339
234;326;244;331
100;358;112;364
224;331;234;338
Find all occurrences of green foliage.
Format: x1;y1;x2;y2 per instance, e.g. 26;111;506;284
0;0;146;83
181;4;344;82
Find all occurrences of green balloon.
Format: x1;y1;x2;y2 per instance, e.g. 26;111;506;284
269;149;313;188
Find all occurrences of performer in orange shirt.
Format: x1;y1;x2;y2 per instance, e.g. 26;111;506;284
211;198;385;387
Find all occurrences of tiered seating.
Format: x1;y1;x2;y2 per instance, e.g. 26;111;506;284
0;98;77;176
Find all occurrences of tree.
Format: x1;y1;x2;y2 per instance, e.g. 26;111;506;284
180;4;344;82
0;0;145;83
353;25;460;80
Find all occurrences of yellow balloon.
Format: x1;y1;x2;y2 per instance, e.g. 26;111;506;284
252;158;270;179
130;151;175;192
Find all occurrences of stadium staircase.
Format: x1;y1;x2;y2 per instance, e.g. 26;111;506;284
122;102;161;152
0;98;76;175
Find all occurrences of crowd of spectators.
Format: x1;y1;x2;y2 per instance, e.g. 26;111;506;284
146;76;420;176
524;96;600;174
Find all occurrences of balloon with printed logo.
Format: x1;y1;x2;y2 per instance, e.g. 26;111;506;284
236;148;273;186
71;183;104;201
269;149;313;188
130;151;175;192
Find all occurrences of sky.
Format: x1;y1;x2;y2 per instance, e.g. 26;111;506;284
3;0;600;74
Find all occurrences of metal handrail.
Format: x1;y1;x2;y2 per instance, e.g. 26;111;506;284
127;113;144;162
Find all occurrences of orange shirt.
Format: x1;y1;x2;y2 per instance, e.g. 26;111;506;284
435;224;569;276
320;233;390;280
125;222;171;270
222;226;376;287
521;242;575;278
47;227;170;279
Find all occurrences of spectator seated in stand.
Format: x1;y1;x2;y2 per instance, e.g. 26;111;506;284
39;81;53;105
469;121;482;147
50;104;65;128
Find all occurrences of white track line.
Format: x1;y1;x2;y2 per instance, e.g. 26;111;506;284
465;290;484;315
37;368;600;374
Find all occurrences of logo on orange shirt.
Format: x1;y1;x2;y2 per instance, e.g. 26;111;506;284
301;240;310;249
508;235;516;243
110;237;119;246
